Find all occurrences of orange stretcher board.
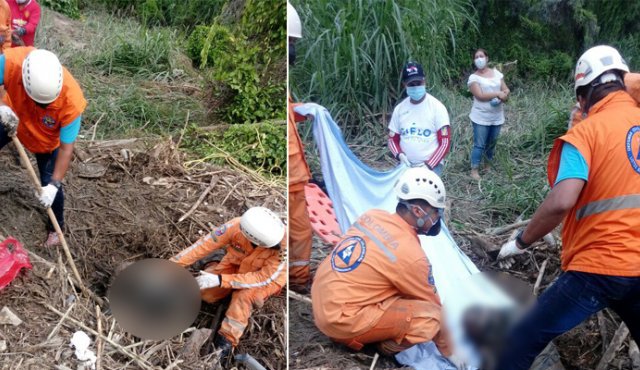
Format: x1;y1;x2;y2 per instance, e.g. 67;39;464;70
304;183;342;246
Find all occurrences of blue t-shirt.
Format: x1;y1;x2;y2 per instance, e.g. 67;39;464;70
555;142;589;185
0;55;81;144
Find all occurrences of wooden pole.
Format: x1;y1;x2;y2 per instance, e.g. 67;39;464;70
11;136;101;305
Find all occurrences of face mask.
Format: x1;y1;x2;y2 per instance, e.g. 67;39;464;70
288;43;296;66
406;85;426;101
16;0;27;4
474;57;487;69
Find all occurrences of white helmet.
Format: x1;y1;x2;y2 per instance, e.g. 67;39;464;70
240;207;285;247
574;45;628;93
288;2;302;38
394;167;446;209
22;50;63;104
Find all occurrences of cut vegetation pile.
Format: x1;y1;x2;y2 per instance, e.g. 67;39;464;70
0;139;285;369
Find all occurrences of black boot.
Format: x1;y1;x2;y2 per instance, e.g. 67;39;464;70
214;335;232;365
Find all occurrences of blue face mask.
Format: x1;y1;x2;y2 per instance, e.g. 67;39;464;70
406;85;426;101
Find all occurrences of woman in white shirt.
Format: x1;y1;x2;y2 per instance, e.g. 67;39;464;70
467;48;510;180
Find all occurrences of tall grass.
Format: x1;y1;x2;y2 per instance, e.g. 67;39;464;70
291;0;475;138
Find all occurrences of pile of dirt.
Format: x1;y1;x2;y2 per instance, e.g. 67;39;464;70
0;138;285;370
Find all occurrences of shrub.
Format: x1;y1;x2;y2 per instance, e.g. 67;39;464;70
41;0;81;19
93;30;173;76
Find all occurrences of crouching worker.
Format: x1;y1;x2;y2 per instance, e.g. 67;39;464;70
311;168;465;369
171;207;286;361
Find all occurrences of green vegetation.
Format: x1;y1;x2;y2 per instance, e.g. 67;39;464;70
37;0;284;179
291;0;638;225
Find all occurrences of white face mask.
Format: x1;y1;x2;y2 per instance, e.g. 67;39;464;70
16;0;28;4
474;57;487;69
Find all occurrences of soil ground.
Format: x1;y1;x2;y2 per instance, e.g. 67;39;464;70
289;142;632;370
0;139;286;370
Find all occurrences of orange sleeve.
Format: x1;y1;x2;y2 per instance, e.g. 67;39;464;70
220;250;286;289
170;221;236;267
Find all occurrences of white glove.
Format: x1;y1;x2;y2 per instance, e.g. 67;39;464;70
39;184;59;208
447;353;467;370
195;271;220;289
0;105;18;137
398;153;411;167
497;239;526;269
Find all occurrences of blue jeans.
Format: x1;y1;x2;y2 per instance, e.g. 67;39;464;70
0;127;65;231
471;122;501;168
495;271;640;370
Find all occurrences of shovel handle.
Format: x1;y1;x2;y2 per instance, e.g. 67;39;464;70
10;135;103;306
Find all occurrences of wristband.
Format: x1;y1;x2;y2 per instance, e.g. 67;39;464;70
49;180;62;189
515;229;532;249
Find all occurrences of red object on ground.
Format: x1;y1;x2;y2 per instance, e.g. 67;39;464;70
0;237;32;290
304;183;342;246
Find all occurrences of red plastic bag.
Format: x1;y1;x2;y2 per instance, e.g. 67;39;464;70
0;237;32;290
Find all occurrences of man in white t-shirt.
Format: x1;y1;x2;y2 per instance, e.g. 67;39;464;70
388;62;451;175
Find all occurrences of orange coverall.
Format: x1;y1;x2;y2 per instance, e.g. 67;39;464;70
311;209;452;356
569;72;640;129
171;218;287;346
0;1;10;52
288;96;314;285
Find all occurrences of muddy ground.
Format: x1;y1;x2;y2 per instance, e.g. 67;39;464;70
289;146;633;370
0;139;286;370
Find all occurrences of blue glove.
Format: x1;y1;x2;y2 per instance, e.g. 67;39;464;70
490;97;502;107
14;27;26;37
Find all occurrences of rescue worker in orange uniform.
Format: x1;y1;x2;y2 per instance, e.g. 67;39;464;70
0;46;86;247
496;45;640;370
171;207;287;361
311;168;466;369
0;1;11;52
287;2;314;289
568;72;640;129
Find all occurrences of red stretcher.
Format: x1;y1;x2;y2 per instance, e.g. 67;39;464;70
304;183;342;246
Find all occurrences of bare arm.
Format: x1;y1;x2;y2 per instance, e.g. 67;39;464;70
469;82;503;102
52;142;74;182
500;79;510;101
520;178;585;245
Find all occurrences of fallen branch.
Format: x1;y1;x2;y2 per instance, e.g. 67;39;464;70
46;303;76;341
595;322;629;370
289;291;312;305
96;305;103;370
90;113;106;142
485;219;531;235
532;258;548;296
369;352;379;370
177;175;220;223
44;303;157;370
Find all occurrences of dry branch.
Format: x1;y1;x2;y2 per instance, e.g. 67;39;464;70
289;291;312;305
485;219;531;235
44;303;157;370
595;323;629;370
178;175;220;223
532;258;548;296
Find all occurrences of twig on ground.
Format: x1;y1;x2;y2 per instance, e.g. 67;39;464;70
485;219;531;235
96;305;103;370
44;303;156;370
532;258;548;296
595;322;629;370
289;291;312;305
178;175;220;223
369;352;379;370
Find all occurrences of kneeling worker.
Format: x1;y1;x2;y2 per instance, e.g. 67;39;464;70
311;168;465;369
171;207;286;361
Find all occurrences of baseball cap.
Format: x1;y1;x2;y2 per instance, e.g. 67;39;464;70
402;62;425;83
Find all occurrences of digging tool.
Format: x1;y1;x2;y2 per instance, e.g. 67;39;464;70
9;135;99;304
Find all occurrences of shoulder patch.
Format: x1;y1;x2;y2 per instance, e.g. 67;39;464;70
214;223;232;236
626;126;640;174
331;236;366;273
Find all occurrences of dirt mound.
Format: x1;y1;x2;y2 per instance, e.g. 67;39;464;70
0;138;285;369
